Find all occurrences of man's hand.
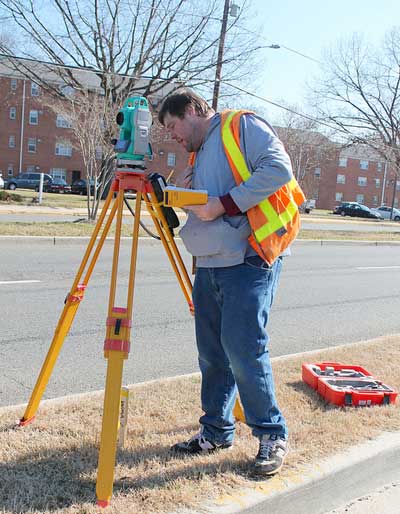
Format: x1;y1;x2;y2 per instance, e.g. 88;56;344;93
175;166;193;189
184;197;225;221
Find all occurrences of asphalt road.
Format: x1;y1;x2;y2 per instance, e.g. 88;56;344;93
1;239;400;408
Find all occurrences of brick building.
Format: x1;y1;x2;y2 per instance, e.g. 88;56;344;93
1;59;398;210
322;145;399;211
0;65;188;184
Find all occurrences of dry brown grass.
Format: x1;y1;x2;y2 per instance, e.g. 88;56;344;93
1;222;400;243
298;229;400;241
0;336;399;514
0;221;149;238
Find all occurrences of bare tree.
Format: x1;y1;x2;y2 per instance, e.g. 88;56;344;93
0;0;262;217
0;0;260;100
309;28;400;177
46;91;118;219
274;108;338;200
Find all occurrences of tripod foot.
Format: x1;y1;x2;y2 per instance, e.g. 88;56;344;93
96;499;111;508
18;416;36;427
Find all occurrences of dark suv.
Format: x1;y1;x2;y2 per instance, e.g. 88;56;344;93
71;178;96;195
333;202;383;219
6;173;53;191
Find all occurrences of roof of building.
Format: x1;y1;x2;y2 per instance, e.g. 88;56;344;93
0;54;178;100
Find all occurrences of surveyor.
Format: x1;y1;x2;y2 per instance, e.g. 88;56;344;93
158;89;304;475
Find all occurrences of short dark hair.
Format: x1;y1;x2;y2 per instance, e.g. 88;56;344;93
158;89;212;125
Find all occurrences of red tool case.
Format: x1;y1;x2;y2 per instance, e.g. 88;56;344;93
302;361;397;407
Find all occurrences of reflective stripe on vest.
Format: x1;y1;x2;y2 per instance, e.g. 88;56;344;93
221;110;304;243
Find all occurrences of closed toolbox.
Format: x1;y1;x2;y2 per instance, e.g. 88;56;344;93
302;361;398;406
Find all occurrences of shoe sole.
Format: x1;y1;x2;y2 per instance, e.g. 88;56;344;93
170;444;233;455
254;460;284;476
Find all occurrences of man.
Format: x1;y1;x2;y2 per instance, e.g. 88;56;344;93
158;89;299;476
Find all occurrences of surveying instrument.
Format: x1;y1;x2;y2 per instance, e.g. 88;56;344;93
18;96;244;507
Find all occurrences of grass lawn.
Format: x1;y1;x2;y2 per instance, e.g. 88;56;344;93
0;336;398;513
0;188;103;209
1;221;400;242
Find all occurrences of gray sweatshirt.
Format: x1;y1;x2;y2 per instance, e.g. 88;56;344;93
179;112;293;267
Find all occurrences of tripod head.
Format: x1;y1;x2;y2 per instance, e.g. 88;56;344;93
113;96;153;170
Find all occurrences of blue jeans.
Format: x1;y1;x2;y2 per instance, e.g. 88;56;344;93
192;255;287;444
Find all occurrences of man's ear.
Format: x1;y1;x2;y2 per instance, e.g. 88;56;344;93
185;104;196;117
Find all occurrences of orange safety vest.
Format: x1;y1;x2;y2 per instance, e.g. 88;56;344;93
188;110;305;265
221;109;305;265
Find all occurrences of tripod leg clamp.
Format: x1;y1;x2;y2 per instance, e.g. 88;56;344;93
65;284;87;304
104;339;131;353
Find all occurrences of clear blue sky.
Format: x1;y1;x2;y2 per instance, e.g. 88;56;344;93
244;0;400;122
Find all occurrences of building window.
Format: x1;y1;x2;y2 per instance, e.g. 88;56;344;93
26;165;35;172
55;142;73;156
314;167;321;178
59;85;75;97
167;152;176;167
9;135;16;148
56;115;72;128
358;176;367;187
11;78;17;90
7;164;14;176
337;174;346;184
377;162;383;172
31;82;40;96
338;157;347;167
95;147;103;160
356;194;364;204
372;195;378;205
9;107;17;120
360;159;369;170
375;178;381;188
28;138;37;153
335;192;343;202
50;168;67;180
29;110;39;125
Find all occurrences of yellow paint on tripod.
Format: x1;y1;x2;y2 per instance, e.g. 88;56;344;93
22;297;81;422
96;351;126;504
233;395;246;422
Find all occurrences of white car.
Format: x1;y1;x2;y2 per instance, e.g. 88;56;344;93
0;172;4;189
371;206;400;221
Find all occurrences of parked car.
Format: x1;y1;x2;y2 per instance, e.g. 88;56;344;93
5;172;53;191
300;199;316;214
371;205;400;221
0;172;4;189
44;178;71;194
71;178;96;195
333;202;383;219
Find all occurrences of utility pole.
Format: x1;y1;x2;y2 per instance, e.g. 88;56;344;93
390;175;398;220
212;0;232;112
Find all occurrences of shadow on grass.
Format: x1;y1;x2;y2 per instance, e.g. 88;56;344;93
0;430;257;512
287;380;338;411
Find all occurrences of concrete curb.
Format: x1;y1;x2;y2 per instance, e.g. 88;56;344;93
1;235;400;247
200;432;400;514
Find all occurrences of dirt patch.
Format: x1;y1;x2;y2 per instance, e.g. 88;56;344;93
0;336;399;514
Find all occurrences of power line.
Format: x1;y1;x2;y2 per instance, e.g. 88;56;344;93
221;80;351;136
235;23;322;64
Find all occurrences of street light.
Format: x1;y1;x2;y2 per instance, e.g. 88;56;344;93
212;0;240;111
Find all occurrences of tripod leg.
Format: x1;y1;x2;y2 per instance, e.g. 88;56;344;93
145;190;246;422
96;190;142;506
20;186;118;425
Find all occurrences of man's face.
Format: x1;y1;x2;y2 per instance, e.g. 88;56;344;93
163;107;203;153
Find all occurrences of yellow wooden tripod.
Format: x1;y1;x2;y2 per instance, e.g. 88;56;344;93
18;166;245;507
18;168;194;506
